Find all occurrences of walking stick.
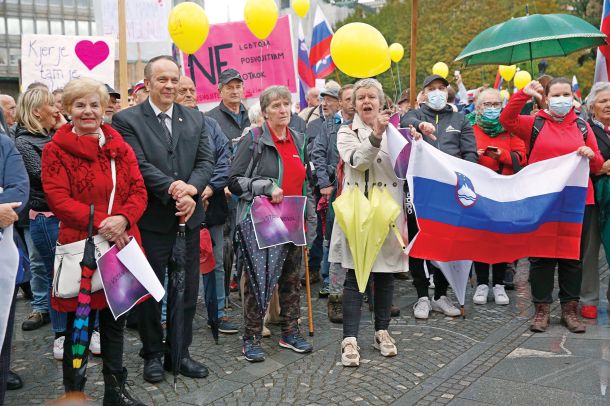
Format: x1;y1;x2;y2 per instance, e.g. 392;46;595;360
303;247;314;336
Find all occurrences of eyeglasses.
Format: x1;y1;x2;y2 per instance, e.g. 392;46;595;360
482;102;502;108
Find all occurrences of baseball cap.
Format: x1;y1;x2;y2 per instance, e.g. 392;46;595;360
422;74;449;89
132;81;146;95
218;69;243;88
105;84;120;99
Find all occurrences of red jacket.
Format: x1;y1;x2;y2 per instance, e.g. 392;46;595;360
500;90;603;205
473;125;526;175
42;124;148;312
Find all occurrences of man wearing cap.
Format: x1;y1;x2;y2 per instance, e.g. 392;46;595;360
112;55;215;384
298;88;321;123
104;84;121;123
206;69;251;143
132;81;149;105
400;74;477;320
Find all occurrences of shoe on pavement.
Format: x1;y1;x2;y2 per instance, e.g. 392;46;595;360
413;297;431;319
143;358;164;383
373;330;397;357
279;331;313;353
341;337;360;367
319;282;330;298
218;316;239;334
493;284;509;305
560;301;586;333
262;325;271;337
580;305;597;319
431;296;461;317
243;336;265;362
530;303;551;333
390;304;400;317
22;311;50;331
473;284;489;305
89;330;101;356
7;370;23;390
163;356;209;378
328;294;343;323
503;268;515;290
53;336;65;361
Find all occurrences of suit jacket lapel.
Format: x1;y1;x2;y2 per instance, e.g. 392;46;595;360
141;101;170;147
171;104;183;151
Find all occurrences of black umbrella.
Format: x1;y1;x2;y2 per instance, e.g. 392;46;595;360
235;216;289;317
168;216;186;390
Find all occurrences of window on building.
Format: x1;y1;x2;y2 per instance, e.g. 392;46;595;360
36;20;49;35
78;21;89;36
7;18;20;35
0;49;7;66
21;0;33;4
50;20;62;35
64;20;76;36
90;21;97;35
0;18;5;35
21;19;35;35
63;0;76;7
77;0;90;8
49;0;62;6
9;48;20;66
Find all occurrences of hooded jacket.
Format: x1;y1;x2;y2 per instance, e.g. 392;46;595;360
400;104;478;163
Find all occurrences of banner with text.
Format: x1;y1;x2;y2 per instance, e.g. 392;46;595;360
183;15;297;105
21;34;115;92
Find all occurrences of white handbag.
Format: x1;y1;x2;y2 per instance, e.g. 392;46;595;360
52;159;116;299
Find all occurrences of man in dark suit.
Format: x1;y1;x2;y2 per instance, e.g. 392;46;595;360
112;55;215;383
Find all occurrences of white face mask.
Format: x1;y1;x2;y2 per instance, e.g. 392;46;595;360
426;90;447;111
548;96;573;117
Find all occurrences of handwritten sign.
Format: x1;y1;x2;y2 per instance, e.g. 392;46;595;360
21;34;115;92
99;0;171;43
183;15;297;105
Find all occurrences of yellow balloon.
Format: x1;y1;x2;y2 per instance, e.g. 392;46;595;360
500;89;510;101
514;70;532;90
330;23;390;78
244;0;279;40
292;0;310;18
389;43;404;63
168;2;210;55
498;65;517;82
432;62;449;78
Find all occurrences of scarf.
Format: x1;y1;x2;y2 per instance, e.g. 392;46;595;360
467;111;504;137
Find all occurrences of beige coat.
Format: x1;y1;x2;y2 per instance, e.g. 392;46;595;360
328;114;408;273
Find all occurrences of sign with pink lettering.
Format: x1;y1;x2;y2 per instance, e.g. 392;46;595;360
183;16;297;105
21;34;115;92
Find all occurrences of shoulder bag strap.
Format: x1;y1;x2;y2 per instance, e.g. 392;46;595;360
108;158;116;215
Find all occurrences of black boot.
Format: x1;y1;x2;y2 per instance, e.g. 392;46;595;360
103;368;147;406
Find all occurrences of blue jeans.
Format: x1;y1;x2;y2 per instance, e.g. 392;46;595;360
24;226;47;313
29;215;66;333
203;224;225;318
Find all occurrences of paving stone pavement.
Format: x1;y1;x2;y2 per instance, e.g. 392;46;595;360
5;259;610;406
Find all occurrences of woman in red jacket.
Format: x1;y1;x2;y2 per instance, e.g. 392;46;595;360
469;88;527;307
500;77;603;335
41;78;147;406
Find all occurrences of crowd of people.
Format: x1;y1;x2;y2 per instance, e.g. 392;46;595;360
0;54;609;405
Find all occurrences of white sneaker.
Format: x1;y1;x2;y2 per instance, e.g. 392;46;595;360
262;325;271;338
373;330;397;357
493;284;509;305
413;297;431;319
432;296;461;317
53;336;65;360
473;284;489;305
429;274;435;289
89;330;101;356
341;337;360;367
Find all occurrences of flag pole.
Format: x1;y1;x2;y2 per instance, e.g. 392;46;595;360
118;0;129;109
409;0;418;108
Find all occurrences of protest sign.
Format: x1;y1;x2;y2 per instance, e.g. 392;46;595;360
99;0;171;42
183;15;297;105
251;196;306;249
21;34;114;92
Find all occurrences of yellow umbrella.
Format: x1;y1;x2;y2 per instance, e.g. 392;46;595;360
333;185;405;293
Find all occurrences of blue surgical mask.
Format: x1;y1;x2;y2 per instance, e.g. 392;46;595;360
548;96;573;117
426;90;447;111
481;107;501;121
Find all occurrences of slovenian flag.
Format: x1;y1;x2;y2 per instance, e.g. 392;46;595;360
572;75;582;102
298;21;316;109
406;140;589;263
309;5;335;79
595;0;610;82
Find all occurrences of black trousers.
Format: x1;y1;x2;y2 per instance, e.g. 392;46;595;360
406;208;449;299
474;262;507;286
529;205;592;304
343;270;394;338
137;228;200;360
0;292;16;406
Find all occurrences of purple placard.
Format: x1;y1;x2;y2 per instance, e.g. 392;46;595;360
250;196;307;249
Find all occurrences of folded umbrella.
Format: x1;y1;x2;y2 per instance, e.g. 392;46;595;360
168;216;187;390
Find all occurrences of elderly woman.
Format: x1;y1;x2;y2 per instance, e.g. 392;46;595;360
468;88;526;306
229;85;313;363
329;78;408;367
580;82;610;319
501;77;603;334
41;78;147;405
14;88;69;357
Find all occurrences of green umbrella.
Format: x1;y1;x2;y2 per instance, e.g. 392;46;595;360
455;13;606;66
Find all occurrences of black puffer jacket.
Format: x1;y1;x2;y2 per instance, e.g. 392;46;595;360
14;125;53;212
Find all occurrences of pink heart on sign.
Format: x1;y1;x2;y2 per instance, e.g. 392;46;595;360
74;40;110;70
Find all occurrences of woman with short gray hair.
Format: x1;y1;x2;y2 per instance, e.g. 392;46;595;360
228;85;313;363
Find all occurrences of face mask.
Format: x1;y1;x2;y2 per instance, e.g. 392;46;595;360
481;107;501;121
548;96;573;117
426;90;447;111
